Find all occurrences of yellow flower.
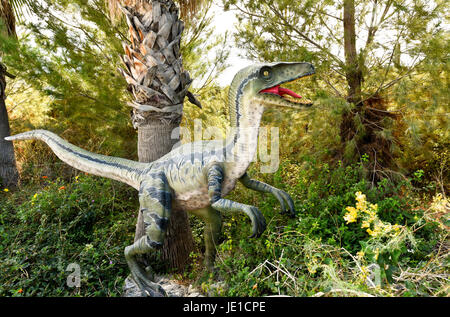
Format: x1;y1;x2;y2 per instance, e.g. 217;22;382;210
434;193;443;202
356;251;365;259
344;206;358;223
374;248;380;261
345;191;405;240
356;202;367;211
355;192;368;211
33;193;38;199
355;191;365;201
366;210;377;221
360;265;368;279
3;188;9;192
367;225;382;237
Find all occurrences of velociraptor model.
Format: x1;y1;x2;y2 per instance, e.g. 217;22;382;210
6;62;315;296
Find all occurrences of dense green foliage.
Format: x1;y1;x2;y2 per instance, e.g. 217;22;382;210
0;174;137;296
191;158;447;297
0;159;447;296
0;0;447;297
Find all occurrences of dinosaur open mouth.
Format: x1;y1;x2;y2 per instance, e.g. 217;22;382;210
259;75;313;105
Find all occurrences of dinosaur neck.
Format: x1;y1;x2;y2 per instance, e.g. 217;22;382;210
225;97;265;177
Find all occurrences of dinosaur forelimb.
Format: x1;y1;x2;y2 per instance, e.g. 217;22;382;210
212;199;267;238
239;173;297;218
207;164;267;238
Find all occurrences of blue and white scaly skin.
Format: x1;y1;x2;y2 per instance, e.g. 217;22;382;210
6;62;315;296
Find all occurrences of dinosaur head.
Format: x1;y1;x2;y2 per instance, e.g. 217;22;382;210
254;62;315;108
228;62;315;129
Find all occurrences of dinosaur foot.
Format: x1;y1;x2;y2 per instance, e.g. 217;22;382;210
130;270;167;297
125;251;167;297
123;275;167;297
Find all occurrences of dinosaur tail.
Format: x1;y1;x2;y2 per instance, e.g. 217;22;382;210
5;130;147;189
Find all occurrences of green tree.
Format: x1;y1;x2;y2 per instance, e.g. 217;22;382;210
1;0;136;159
0;0;28;188
223;0;448;177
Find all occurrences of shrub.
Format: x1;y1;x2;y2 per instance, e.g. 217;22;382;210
201;160;447;297
0;174;138;296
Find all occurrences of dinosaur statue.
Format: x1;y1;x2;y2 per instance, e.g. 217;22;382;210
5;62;315;296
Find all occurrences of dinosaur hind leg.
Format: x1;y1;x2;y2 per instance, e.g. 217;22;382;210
189;207;222;270
124;174;172;297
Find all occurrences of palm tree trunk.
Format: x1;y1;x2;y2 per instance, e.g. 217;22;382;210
135;120;195;270
119;0;194;271
0;64;18;188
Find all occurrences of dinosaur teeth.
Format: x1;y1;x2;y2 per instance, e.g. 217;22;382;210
282;95;312;104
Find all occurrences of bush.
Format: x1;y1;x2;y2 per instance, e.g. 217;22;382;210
0;158;446;297
0;174;138;296
200;160;447;297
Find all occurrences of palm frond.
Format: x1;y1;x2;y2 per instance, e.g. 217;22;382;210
7;0;34;23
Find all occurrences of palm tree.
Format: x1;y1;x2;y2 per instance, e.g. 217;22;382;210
107;0;205;271
0;0;31;188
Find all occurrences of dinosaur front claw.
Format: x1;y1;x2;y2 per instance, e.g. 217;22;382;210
280;208;297;218
277;189;297;217
247;206;267;238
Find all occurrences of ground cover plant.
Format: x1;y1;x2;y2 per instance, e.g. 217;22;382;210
1;155;447;297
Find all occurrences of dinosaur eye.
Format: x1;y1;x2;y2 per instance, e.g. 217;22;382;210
260;67;272;80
